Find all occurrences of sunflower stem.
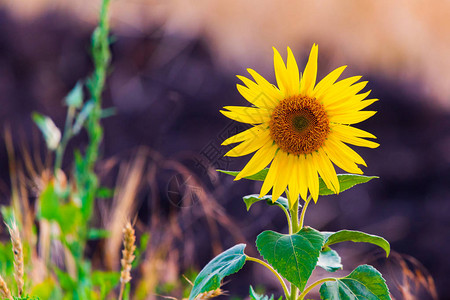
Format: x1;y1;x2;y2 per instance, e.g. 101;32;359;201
246;256;290;299
298;196;311;229
298;277;336;300
288;198;300;300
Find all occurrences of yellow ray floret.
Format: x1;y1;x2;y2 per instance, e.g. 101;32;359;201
221;44;379;206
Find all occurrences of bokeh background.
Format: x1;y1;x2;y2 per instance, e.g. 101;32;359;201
0;0;449;299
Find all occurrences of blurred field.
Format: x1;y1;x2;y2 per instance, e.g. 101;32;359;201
0;0;449;299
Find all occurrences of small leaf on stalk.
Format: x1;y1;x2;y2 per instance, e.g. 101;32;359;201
87;228;111;240
243;194;290;211
73;100;95;134
323;230;390;257
256;228;324;291
319;265;391;300
32;112;61;150
217;169;268;181
189;244;247;300
319;174;378;196
64;81;83;108
317;247;342;272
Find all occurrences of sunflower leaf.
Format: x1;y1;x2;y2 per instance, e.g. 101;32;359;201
322;230;390;257
317;247;342;272
319;265;391;300
256;227;324;291
217;169;268;181
189;244;246;300
243;194;290;211
319;174;378;196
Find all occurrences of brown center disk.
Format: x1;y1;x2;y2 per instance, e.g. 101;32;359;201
269;95;330;155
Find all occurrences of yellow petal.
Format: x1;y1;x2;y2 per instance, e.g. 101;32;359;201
286;47;300;95
324;81;369;108
247;68;283;103
225;130;271;157
235;143;277;180
273;47;289;97
314;149;340;194
260;150;281;197
300;44;318;95
272;151;290;202
329;111;377;124
318;76;362;102
288;155;300;206
331;124;376;138
297;154;309;201
222;124;267;145
305;154;319;202
237;76;277;110
331;125;379;149
221;106;271;124
313;65;347;98
322;140;363;174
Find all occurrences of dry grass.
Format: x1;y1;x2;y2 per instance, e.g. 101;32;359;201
6;220;24;297
118;221;137;300
0;275;13;300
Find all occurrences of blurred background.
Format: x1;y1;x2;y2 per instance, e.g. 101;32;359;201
0;0;449;299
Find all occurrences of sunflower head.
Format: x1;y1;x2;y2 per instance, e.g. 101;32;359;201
221;44;379;206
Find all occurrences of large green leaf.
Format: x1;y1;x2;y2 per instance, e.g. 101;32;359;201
323;230;390;257
243;194;290;211
317;247;342;272
319;174;378;196
256;228;324;291
189;244;247;300
32;112;61;150
217;169;268;181
319;265;391;300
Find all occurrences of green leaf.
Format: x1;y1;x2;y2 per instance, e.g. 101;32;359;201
317;247;342;272
243;194;290;211
64;81;83;108
249;286;274;300
96;187;115;199
319;174;378;196
92;271;120;299
319;265;391;300
189;244;247;300
217;169;268;181
72;100;95;134
323;230;390;257
32;112;61;150
256;228;324;291
37;183;60;221
87;228;111;240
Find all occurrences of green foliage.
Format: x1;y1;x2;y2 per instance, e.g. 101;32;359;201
317;247;342;272
243;194;290;211
256;228;324;291
217;169;268;181
64;81;84;109
189;244;247;300
318;174;379;196
319;265;390;300
31;112;61;150
323;230;390;257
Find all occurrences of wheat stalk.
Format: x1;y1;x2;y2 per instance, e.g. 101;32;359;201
6;220;24;297
0;275;13;300
118;221;136;300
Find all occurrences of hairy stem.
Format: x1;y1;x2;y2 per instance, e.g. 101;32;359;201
246;256;289;299
298;277;336;300
288;199;300;300
298;196;311;229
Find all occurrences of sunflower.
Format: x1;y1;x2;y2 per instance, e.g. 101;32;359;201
220;44;379;206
